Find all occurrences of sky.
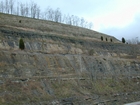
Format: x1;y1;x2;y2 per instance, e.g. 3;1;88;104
18;0;140;41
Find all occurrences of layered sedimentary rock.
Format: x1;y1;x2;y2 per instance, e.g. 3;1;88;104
0;13;140;105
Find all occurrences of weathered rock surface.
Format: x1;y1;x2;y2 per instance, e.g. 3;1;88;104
0;13;140;105
0;50;140;78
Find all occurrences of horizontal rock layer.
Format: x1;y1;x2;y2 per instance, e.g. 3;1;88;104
0;13;140;105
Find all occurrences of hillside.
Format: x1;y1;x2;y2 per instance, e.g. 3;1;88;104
0;13;120;42
0;13;140;105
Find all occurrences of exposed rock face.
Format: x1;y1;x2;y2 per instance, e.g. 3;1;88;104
0;50;140;78
0;13;140;105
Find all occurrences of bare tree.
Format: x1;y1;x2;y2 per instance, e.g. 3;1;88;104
80;17;85;27
43;7;53;20
71;15;80;26
46;7;55;21
0;1;5;13
40;11;45;20
9;0;14;14
16;2;20;15
74;16;80;26
67;14;72;25
0;0;94;30
30;1;39;18
25;3;29;17
5;0;9;13
62;14;68;24
88;22;93;29
69;15;73;25
61;14;66;23
61;13;92;28
127;37;139;44
65;14;76;25
36;6;40;19
54;8;62;22
20;3;26;16
42;8;48;20
84;21;88;28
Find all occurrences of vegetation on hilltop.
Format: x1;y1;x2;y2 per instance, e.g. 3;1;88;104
0;0;93;29
122;37;126;43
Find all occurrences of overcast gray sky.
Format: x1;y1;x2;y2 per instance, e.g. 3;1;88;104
19;0;140;41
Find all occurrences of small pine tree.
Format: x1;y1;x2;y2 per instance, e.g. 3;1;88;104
106;38;108;41
110;38;112;42
19;38;25;50
19;20;21;23
101;36;103;41
122;37;126;43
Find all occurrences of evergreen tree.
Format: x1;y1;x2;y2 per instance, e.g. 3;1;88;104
110;38;112;42
19;38;25;50
122;37;126;43
106;38;108;41
101;36;103;41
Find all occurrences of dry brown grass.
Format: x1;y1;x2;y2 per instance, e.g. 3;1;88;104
0;13;120;43
0;75;139;104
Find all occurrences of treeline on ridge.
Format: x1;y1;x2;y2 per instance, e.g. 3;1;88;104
0;0;93;29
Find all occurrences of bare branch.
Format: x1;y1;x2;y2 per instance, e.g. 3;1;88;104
9;0;14;14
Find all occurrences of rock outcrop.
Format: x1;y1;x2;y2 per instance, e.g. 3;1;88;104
0;13;140;105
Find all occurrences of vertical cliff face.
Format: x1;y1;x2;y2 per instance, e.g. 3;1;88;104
0;13;140;105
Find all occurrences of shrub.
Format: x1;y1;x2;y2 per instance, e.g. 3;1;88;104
19;38;25;50
122;37;126;43
19;20;21;23
101;36;103;41
110;38;112;42
106;38;108;41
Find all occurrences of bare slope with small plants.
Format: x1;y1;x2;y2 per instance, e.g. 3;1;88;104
0;13;120;42
0;13;140;105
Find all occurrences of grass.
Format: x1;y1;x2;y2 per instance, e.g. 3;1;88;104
0;12;119;43
0;74;139;104
1;18;139;56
